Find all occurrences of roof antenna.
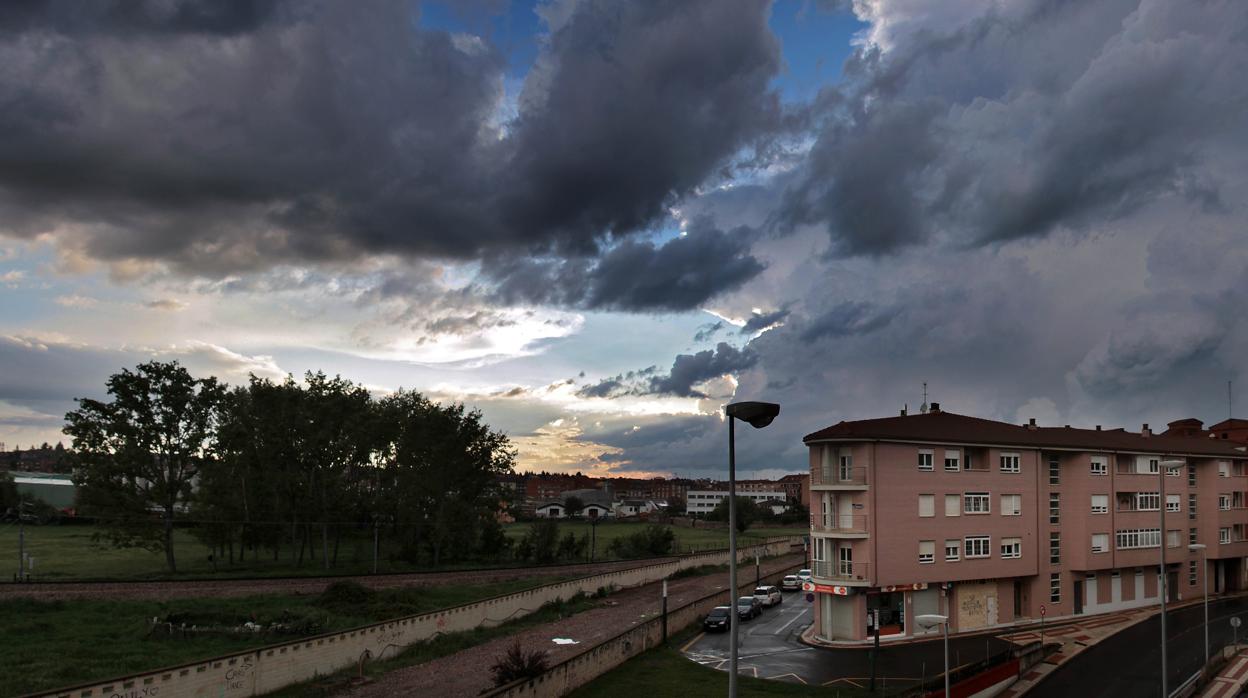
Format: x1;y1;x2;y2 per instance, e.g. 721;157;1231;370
920;382;929;414
1231;379;1235;420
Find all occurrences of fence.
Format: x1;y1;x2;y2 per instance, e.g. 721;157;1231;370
25;537;799;698
482;556;803;697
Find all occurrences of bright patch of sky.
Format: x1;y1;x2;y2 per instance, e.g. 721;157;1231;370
769;0;866;101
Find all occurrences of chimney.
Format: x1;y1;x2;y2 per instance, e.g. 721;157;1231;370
930;402;941;413
1096;425;1102;431
1142;423;1151;437
1027;417;1037;430
901;403;908;417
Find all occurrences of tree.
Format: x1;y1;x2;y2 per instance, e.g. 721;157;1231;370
0;470;18;516
563;495;584;519
65;361;225;573
520;519;560;563
708;496;760;533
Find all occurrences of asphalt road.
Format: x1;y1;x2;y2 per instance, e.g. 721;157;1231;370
683;589;1012;690
1031;596;1248;698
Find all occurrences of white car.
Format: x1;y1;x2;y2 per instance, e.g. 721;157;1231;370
753;585;782;607
780;574;801;591
797;568;812;583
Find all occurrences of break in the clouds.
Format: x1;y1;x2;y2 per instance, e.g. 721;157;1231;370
2;0;1247;479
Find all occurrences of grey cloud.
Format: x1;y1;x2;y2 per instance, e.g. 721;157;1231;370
800;301;898;342
741;308;789;334
649;342;758;398
0;0;781;296
489;222;766;312
693;321;725;343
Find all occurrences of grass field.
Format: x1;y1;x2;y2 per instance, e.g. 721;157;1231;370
569;631;873;698
0;576;571;697
0;521;805;581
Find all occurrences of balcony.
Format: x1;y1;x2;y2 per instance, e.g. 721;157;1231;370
812;464;868;490
812;559;872;585
812;513;869;538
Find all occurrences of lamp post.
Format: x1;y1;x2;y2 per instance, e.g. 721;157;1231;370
916;614;950;698
725;401;780;698
1159;458;1185;698
1190;543;1209;668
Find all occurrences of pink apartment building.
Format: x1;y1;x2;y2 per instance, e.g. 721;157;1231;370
805;405;1248;642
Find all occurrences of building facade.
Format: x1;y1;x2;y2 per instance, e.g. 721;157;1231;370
805;406;1248;642
686;489;787;515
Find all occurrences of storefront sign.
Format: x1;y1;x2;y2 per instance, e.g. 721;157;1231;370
876;582;928;593
803;581;851;595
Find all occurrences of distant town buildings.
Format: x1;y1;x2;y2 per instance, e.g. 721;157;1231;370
685;489;790;516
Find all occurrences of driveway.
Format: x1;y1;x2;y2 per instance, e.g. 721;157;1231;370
683;590;1012;691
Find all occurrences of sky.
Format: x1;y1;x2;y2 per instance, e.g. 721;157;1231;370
1;0;1246;480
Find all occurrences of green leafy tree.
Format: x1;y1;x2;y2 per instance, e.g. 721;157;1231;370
0;470;18;515
65;361;225;573
563;495;584;519
521;519;560;563
708;496;761;534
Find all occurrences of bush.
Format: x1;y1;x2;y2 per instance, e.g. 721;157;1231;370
315;580;376;613
520;520;560;563
607;524;676;558
491;640;549;686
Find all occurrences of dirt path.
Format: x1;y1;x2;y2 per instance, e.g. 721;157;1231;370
0;557;680;602
342;554;805;698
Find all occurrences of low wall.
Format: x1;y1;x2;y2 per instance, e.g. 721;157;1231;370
27;538;798;698
483;558;803;697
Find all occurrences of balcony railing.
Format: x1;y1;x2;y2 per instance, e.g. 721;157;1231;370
812;513;869;535
813;559;871;583
812;464;868;487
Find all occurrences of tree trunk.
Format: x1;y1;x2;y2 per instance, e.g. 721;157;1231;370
332;526;341;566
321;522;330;571
163;510;177;574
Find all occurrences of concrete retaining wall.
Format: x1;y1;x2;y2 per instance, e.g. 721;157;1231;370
28;538;798;698
483;558;803;698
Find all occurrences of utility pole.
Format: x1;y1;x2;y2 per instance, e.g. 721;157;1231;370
869;608;880;690
661;579;669;644
372;519;379;575
17;501;26;582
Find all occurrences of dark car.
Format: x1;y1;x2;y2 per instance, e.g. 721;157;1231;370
736;595;762;620
703;605;732;632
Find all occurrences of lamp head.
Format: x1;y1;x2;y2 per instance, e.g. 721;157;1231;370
726;401;780;429
915;614;948;629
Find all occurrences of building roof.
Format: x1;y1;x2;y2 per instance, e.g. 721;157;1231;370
1209;418;1248;431
804;409;1248;458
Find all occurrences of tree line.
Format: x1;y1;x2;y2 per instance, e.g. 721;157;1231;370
64;361;517;573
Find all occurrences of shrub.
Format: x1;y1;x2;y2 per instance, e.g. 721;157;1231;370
315;580;376;613
490;640;549;686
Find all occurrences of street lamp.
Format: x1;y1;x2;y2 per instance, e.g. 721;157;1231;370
725;400;780;698
1159;458;1185;698
1190;543;1209;668
916;614;950;698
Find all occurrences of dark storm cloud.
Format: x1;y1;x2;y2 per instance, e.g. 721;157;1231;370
693;321;725;343
740;308;790;334
580;342;758;400
0;0;781;302
488;222;766;312
799;301;898;343
778;0;1248;255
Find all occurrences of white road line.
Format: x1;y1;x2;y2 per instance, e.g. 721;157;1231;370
774;605;811;634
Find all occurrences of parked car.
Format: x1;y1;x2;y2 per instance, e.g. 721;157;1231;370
780;574;801;591
703;605;732;632
736;595;762;620
797;568;812;583
754;585;782;607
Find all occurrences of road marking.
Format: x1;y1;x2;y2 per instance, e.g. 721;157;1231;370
680;632;705;653
767;672;808;684
774;605;811;634
738;647;815;660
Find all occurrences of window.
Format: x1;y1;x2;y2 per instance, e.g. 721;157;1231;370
918;449;933;471
1166;494;1180;512
1001;494;1021;516
1050;532;1061;564
1189;464;1197;486
1190;494;1198;520
964;536;991;558
1001;537;1021;559
1049;493;1061;524
1220;462;1231;478
821;446;834;482
1220;494;1231;511
1091;494;1108;514
1090;456;1107;476
1135;492;1160;511
944;449;961;472
918;494;935;518
945;494;961;517
1000;453;1020;473
1091;533;1109;553
1190;527;1198;545
1136;456;1160;474
1049;573;1061;603
1190;560;1198;586
919;540;935;564
945;539;960;562
838;546;853;575
1167;530;1180;548
964;492;990;514
1049;455;1060;485
839;454;853;481
1116;528;1162;549
1221;527;1231;545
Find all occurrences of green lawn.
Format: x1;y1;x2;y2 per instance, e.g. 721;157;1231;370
0;522;804;581
569;634;872;698
0;576;568;697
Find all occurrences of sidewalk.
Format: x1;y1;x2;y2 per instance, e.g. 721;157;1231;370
999;606;1155;696
1199;646;1248;698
